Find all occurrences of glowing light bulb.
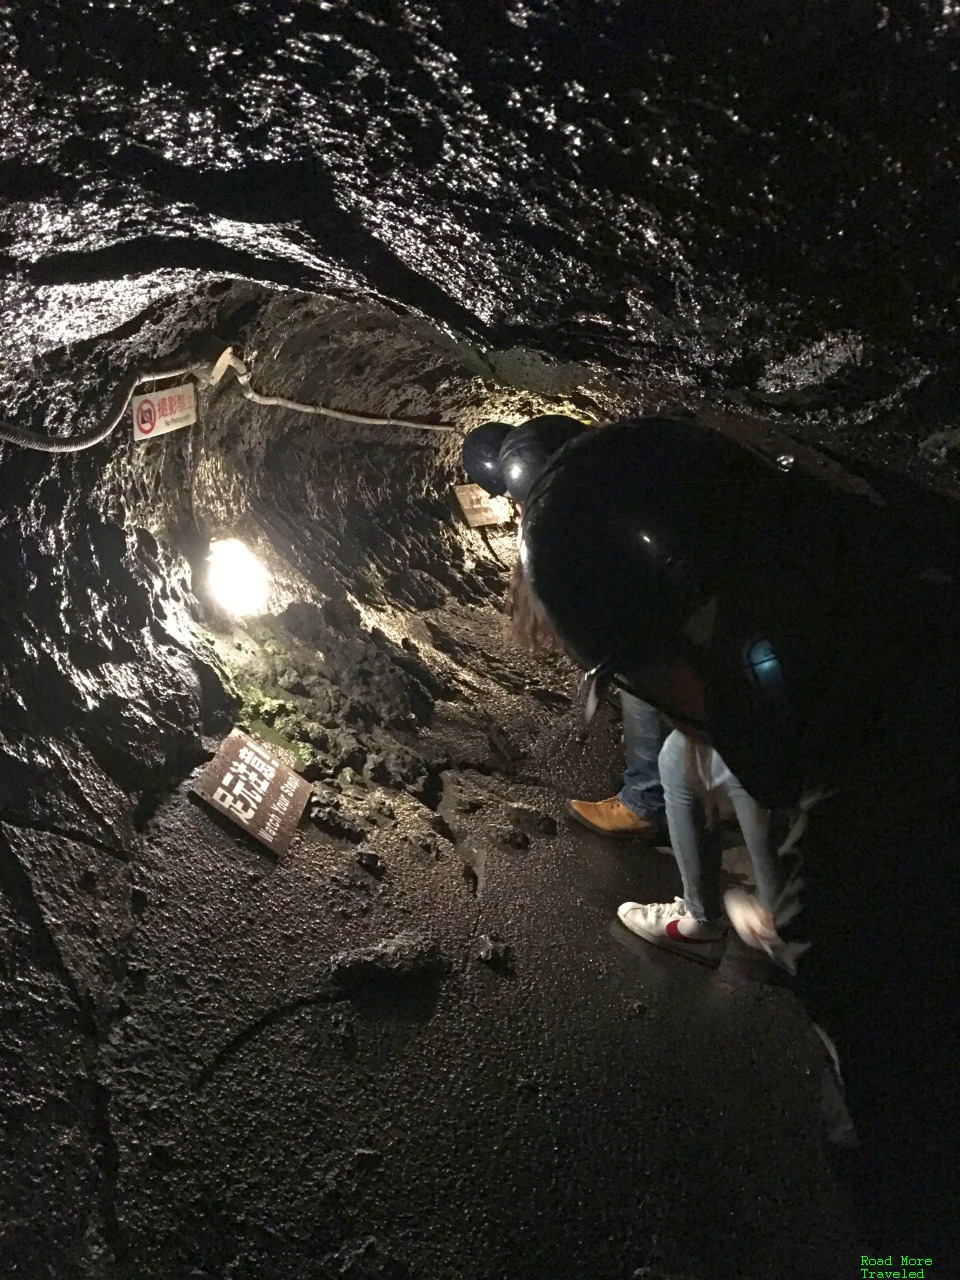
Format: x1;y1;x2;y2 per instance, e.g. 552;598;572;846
207;538;270;616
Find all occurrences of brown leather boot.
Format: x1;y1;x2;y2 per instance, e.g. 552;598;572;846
565;796;663;840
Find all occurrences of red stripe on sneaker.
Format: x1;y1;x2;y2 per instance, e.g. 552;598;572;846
666;919;711;944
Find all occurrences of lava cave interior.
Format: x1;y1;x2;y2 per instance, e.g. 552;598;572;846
3;3;960;1276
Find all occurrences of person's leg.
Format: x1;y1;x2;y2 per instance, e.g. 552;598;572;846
617;691;665;818
565;692;664;839
618;730;728;965
659;730;723;920
722;773;782;915
715;753;803;970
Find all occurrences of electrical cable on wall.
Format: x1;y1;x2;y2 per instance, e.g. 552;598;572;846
0;341;460;453
0;365;194;453
225;354;457;433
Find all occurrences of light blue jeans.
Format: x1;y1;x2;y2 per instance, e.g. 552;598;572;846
618;691;666;818
659;729;782;922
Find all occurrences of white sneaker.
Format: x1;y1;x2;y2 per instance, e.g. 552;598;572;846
617;897;728;966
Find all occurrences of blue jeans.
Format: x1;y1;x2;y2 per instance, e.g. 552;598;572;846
659;729;783;921
618;691;665;818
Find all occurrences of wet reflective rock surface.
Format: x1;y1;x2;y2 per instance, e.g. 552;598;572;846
2;1;960;490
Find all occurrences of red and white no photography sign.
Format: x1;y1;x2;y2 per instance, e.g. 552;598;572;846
132;382;197;442
193;729;313;855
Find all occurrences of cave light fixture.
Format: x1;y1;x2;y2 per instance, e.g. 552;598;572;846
207;538;271;617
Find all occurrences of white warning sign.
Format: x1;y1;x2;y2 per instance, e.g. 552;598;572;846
132;383;196;442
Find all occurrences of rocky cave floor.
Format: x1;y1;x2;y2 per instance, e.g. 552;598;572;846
0;286;866;1279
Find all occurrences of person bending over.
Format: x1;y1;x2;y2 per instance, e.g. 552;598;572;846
463;416;667;844
518;414;960;1250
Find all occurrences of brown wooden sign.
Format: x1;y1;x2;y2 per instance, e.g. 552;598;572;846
193;728;312;854
453;483;513;528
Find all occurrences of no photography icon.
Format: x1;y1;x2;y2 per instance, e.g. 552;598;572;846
136;399;156;434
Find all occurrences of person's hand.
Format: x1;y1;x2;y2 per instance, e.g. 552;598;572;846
723;888;810;975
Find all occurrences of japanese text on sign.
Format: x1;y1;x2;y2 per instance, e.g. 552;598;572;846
132;382;197;442
193;729;312;854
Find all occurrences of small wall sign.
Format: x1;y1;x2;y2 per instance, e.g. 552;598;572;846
453;483;513;527
193;728;312;854
132;383;197;442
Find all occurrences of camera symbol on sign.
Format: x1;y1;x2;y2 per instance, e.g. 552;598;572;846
136;400;157;434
